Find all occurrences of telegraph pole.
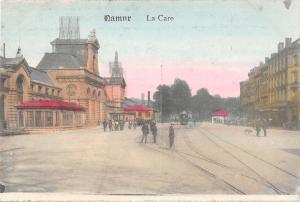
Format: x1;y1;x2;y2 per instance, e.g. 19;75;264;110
160;64;163;123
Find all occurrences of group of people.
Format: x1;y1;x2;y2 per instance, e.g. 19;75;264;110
140;120;157;144
140;120;175;149
128;120;137;129
101;118;176;149
102;119;126;132
255;118;268;137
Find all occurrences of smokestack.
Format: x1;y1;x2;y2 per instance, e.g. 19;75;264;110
3;43;5;58
147;91;150;106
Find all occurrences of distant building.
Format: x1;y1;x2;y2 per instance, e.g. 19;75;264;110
211;109;229;124
240;37;300;128
124;104;155;121
104;51;127;119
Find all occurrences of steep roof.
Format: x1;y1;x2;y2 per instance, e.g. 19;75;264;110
104;77;126;87
211;109;229;117
0;56;59;88
27;67;58;87
36;53;81;70
0;56;27;69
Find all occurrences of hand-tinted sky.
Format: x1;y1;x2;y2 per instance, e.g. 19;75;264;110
1;0;300;98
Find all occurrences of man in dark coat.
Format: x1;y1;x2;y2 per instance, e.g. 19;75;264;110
102;119;108;132
262;119;268;136
108;120;113;131
151;123;158;143
169;124;175;148
255;119;261;137
140;122;149;144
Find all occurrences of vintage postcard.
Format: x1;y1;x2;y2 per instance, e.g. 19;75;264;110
0;0;300;201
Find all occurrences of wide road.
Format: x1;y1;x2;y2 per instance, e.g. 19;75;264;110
0;123;300;194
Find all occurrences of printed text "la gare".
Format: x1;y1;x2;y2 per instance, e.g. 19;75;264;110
147;15;174;22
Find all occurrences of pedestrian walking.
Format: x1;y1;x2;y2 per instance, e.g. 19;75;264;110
115;121;119;131
120;120;124;131
108;120;113;131
262;119;267;136
151;123;158;143
169;123;175;148
102;119;108;132
140;122;149;144
128;120;132;129
255;119;261;137
133;119;137;129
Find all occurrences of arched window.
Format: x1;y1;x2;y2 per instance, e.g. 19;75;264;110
92;90;96;98
98;91;101;98
16;75;25;103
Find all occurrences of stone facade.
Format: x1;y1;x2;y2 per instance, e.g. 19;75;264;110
0;25;126;130
240;37;300;129
0;56;63;129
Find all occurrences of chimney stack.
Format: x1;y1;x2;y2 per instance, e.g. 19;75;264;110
278;42;284;52
147;91;150;106
285;37;292;48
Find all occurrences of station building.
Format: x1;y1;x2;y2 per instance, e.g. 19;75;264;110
0;17;126;131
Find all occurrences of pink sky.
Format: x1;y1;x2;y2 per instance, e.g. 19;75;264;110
101;60;256;99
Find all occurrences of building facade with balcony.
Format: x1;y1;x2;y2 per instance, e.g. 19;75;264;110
240;37;300;128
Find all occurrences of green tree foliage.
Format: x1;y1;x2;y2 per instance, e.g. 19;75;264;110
170;79;192;113
191;88;214;121
153;79;240;121
153;85;174;121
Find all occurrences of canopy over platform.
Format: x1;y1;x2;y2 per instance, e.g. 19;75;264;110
124;105;151;112
211;109;229;117
16;99;85;111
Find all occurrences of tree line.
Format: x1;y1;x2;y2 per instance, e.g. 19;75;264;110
153;78;240;122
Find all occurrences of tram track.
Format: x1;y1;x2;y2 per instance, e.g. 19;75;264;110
143;143;246;194
174;150;246;194
141;129;247;194
201;127;300;180
141;125;290;194
197;126;288;195
181;135;230;169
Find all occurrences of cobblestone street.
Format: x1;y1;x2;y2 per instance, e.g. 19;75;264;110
0;123;300;195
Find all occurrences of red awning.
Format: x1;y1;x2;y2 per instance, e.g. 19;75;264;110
211;109;229;117
16;99;85;111
124;105;151;112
